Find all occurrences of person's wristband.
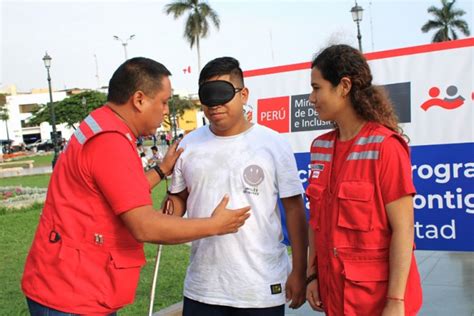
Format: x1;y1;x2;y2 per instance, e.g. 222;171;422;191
306;273;318;286
154;165;166;179
386;296;404;302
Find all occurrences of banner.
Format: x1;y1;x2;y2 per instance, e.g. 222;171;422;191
244;38;474;251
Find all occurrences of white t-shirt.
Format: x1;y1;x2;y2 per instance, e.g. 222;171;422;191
169;124;304;308
141;156;148;168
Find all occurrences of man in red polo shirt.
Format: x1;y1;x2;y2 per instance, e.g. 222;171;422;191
22;57;251;316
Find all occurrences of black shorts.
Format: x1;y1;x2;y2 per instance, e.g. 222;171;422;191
183;296;285;316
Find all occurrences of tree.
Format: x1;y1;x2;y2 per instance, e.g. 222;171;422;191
28;91;107;129
163;95;200;136
421;0;470;42
164;0;220;71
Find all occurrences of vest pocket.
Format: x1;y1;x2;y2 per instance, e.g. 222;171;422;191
342;258;388;315
23;222;80;308
337;181;375;231
306;184;325;231
100;248;146;309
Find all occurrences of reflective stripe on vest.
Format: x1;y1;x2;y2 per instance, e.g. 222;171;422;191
311;153;332;161
347;150;379;160
73;115;103;145
84;115;102;134
74;128;87;145
313;140;334;148
356;135;385;145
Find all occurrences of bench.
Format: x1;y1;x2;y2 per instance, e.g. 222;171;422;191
0;160;35;169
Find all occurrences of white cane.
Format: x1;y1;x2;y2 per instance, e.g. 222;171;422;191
148;194;174;316
148;244;163;316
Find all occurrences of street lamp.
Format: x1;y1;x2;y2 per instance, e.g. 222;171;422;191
42;52;60;168
350;1;364;52
81;96;87;117
171;111;178;140
113;34;135;60
169;95;178;140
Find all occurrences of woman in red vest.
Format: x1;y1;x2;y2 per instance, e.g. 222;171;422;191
305;44;422;315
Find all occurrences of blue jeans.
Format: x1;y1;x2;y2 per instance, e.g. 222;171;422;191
26;297;117;316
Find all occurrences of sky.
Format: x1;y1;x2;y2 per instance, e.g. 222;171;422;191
1;0;473;94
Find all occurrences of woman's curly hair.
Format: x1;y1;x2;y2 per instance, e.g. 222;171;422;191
311;44;404;136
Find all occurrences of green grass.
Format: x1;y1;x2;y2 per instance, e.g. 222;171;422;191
0;173;52;188
0;176;189;315
143;139;155;146
122;243;189;315
8;153;54;168
0;206;41;315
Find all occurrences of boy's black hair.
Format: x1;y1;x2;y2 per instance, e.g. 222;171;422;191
198;57;244;86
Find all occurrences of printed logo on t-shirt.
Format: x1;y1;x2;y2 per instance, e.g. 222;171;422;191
270;283;282;295
243;164;264;195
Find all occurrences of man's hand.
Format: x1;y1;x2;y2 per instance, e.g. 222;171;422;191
160;140;184;175
306;279;324;312
285;270;306;309
210;195;251;235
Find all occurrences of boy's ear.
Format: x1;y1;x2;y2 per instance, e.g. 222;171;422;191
240;87;249;105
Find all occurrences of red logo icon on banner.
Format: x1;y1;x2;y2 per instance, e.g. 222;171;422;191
420;85;465;111
257;96;289;133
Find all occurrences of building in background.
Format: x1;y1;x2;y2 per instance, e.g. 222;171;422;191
0;85;77;146
0;85;208;147
161;90;207;136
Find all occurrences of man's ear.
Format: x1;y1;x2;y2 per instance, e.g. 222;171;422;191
132;91;146;112
339;77;352;97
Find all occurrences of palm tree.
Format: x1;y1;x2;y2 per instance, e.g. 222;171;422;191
164;0;220;71
421;0;470;42
0;106;10;150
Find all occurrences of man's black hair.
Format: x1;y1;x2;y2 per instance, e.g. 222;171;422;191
107;57;172;104
198;57;244;86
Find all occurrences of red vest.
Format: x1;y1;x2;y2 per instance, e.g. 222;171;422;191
22;106;146;315
306;122;422;315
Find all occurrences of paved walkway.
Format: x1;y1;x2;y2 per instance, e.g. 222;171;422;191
2;163;472;315
0;165;52;178
155;251;474;316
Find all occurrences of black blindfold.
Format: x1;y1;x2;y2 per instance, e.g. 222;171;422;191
199;80;243;107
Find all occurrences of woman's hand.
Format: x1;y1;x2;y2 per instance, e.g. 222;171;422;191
381;299;405;316
306;279;324;312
